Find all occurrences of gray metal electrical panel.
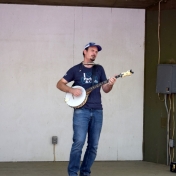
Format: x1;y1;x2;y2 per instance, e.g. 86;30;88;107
156;64;176;94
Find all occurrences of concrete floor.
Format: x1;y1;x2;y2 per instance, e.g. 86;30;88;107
0;161;174;176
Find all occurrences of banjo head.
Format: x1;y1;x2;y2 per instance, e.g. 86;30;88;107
65;86;86;108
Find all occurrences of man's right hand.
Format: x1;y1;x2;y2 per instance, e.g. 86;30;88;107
69;88;82;97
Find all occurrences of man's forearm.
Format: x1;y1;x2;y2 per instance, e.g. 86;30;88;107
102;83;113;93
56;79;72;93
102;76;116;93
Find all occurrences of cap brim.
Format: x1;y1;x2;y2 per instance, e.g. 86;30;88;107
94;45;102;51
84;44;102;51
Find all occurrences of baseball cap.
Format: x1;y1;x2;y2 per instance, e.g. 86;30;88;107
84;42;102;51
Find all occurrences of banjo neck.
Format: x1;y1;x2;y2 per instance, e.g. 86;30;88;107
86;74;122;94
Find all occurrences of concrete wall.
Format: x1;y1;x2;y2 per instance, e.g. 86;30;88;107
0;4;145;161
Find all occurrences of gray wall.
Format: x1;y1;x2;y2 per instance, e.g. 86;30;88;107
0;4;145;161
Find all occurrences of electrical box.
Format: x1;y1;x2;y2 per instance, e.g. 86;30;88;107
52;136;58;144
156;64;176;94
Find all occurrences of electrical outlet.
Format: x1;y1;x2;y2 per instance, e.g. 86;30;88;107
52;136;58;144
169;139;174;148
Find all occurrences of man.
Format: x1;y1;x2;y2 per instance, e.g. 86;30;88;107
57;42;116;176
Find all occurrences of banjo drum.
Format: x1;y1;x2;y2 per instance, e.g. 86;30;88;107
65;86;87;108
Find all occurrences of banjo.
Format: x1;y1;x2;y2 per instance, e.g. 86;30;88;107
65;69;134;108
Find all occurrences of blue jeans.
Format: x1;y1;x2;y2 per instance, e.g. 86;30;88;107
68;108;103;176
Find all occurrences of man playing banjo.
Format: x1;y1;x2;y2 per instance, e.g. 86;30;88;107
56;42;116;176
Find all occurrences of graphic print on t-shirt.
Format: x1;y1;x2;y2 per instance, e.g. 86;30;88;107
81;72;98;85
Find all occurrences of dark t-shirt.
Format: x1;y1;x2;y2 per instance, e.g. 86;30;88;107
63;63;107;109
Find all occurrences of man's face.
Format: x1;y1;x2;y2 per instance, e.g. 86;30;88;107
84;46;98;62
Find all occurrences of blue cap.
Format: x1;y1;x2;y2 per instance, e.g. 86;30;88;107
84;42;102;51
